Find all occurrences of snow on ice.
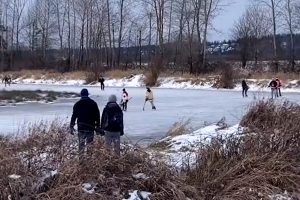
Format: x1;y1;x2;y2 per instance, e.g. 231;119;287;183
152;124;242;167
8;174;21;179
82;182;98;194
123;190;151;200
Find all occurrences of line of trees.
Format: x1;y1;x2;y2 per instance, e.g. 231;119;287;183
233;0;300;71
0;0;223;73
0;0;300;73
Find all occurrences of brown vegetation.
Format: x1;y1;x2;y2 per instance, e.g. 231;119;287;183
213;63;236;89
144;57;163;87
185;100;300;199
0;121;198;200
2;101;300;199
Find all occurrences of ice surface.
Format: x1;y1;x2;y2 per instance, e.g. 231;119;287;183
0;83;299;143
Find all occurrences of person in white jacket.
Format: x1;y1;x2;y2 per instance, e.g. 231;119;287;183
143;87;156;111
121;88;129;111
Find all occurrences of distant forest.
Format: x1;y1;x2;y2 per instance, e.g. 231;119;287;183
0;0;299;73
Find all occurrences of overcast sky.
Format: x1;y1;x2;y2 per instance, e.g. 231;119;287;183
208;0;250;41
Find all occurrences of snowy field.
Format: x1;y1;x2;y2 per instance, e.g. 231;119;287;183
0;83;299;143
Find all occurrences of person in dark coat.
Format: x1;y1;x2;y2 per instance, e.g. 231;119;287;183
101;94;124;156
2;75;11;87
268;78;278;99
98;76;105;90
70;88;100;155
242;80;249;97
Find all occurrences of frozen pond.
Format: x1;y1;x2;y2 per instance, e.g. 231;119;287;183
0;83;299;143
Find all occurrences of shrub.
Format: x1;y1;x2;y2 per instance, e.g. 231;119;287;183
84;71;97;84
186;100;300;199
212;62;235;89
166;119;192;137
0;121;199;200
144;57;163;87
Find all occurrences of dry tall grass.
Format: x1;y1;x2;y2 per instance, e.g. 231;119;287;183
186;100;300;199
0;121;198;200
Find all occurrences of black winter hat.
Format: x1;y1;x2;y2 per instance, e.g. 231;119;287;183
80;88;89;97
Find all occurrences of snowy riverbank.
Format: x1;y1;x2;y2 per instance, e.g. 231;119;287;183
7;74;300;93
149;122;242;168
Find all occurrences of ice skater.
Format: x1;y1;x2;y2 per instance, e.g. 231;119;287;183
276;77;282;97
2;75;11;87
268;78;278;99
143;87;156;111
242;80;249;97
121;88;129;111
98;76;105;90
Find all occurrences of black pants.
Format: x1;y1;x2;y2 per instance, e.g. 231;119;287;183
242;88;248;97
277;87;281;96
100;83;105;90
122;100;128;111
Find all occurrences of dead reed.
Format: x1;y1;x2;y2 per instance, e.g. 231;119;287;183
0;121;198;200
186;100;300;199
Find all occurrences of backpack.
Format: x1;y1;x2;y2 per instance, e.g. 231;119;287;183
106;107;123;132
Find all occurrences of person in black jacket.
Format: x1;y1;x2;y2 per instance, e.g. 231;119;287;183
101;94;124;156
98;76;105;90
242;80;249;97
268;78;278;99
70;88;100;154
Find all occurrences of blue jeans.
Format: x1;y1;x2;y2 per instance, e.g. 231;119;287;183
104;131;121;156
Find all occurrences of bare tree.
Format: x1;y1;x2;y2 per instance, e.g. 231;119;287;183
233;5;270;68
117;0;125;67
253;0;283;70
282;0;297;71
152;0;167;57
201;0;221;67
53;0;67;50
232;11;252;68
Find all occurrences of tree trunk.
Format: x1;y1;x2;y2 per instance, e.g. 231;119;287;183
117;0;125;68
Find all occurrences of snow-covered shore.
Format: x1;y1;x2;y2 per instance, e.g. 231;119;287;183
8;74;300;93
149;123;242;168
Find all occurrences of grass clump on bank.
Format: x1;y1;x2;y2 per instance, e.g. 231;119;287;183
0;90;79;104
185;100;300;199
0;121;199;200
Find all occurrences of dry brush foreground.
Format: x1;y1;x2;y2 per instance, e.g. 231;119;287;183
1;100;300;199
0;121;198;200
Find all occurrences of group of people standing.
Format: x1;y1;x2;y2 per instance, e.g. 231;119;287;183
241;77;282;99
70;87;156;157
268;77;282;99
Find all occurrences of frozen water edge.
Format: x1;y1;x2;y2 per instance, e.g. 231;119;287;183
6;74;300;93
1;82;300;141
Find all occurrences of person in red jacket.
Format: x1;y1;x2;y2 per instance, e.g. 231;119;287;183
276;77;282;97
